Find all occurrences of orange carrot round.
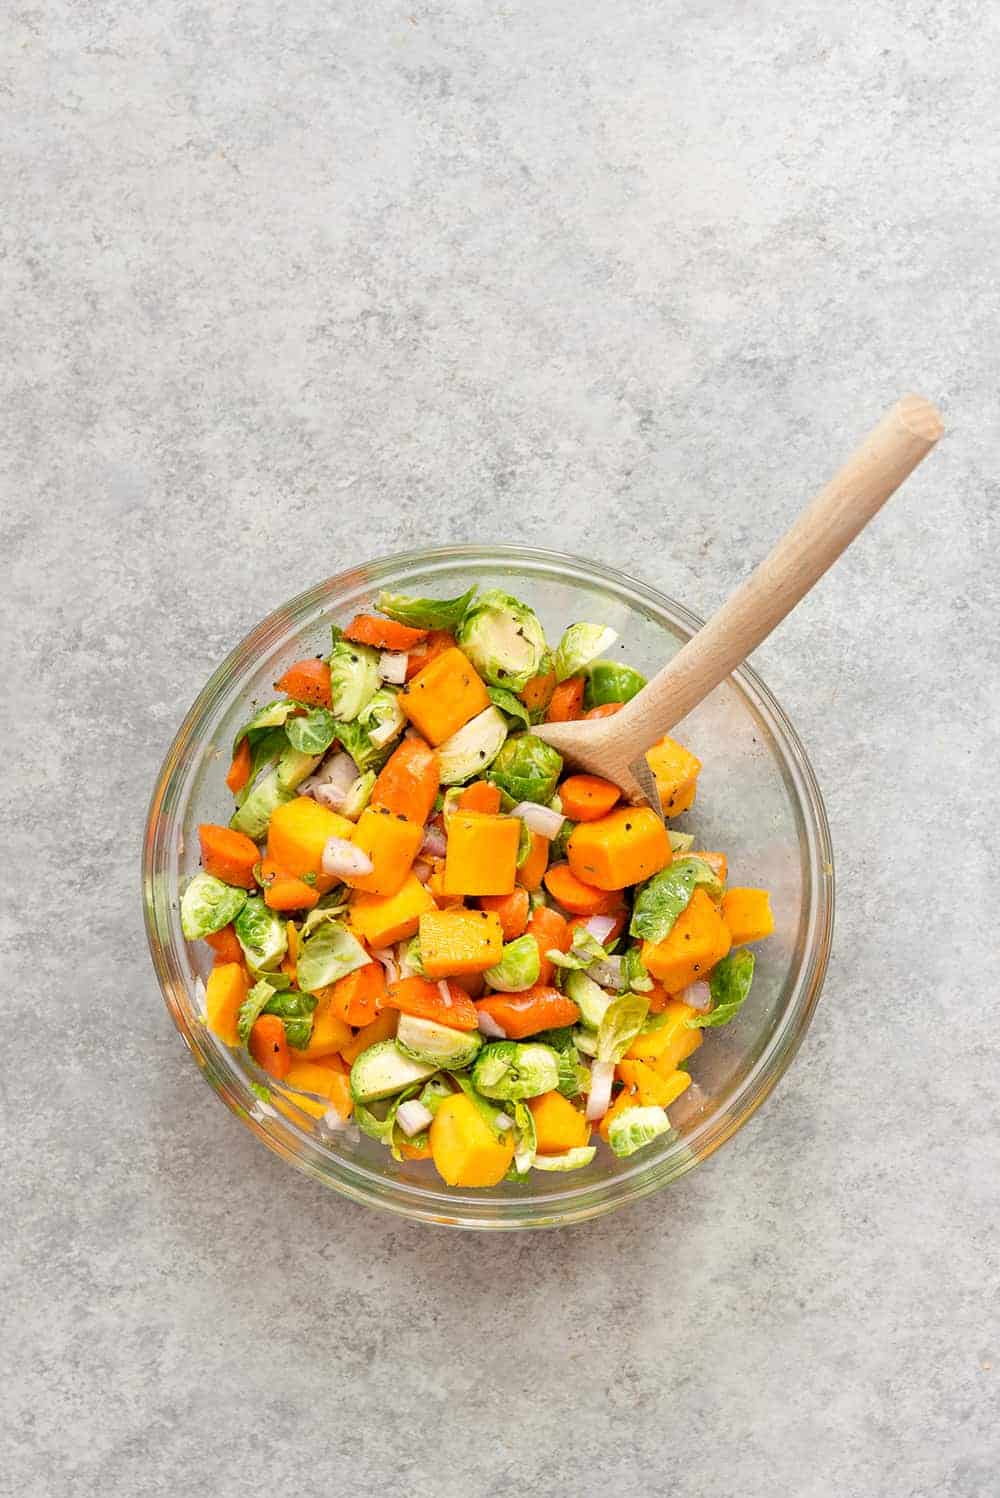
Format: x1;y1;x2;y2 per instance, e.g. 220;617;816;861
198;824;261;889
259;857;320;912
543;863;623;917
458;780;503;815
371;735;440;825
545;676;585;722
249;1014;290;1080
225;737;253;794
559;774;621;822
478;887;531;941
204;923;245;964
584;702;624;720
476;986;581;1040
328;962;387;1026
275;657;332;707
525;904;571;986
520;667;557;715
384;975;479;1031
343;614;428;651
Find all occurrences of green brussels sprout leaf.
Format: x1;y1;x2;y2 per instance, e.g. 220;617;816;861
668;830;695;853
484;934;541;993
234;895;288;972
285;706;339;756
358;687;405;750
512;1100;537;1174
487;686;532;732
621;945;654;994
532;1145;597;1171
341;769;376;821
486;733;563;805
687;949;756;1029
553;623;618;683
607;1104;673;1158
596;992;649;1064
256;987;318;1050
328;640;380;721
629;857;723;944
180;873;248;940
329;715;395;774
375;586;477;632
531;1028;590;1098
296;920;370;994
547;926;607;973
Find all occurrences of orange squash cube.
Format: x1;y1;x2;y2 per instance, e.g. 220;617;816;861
267;797;355;885
645;735;702;817
204;962;249;1047
722;888;775;946
443;812;520;897
348;872;434;948
641;888;731;991
399;647;490;746
347;806;424;896
567;806;671;891
528;1091;590;1154
419;908;505;977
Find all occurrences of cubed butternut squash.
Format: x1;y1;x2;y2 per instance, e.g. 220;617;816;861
267;798;355;886
339;1009;398;1066
625;999;703;1071
642;888;731;990
528;1091;590;1153
616;1058;692;1109
430;1092;515;1186
284;1057;353;1120
567;807;671;891
645;735;702;817
419;907;505;977
399;647;490;745
722;888;775;946
443;812;520;896
347;806;424;896
347;871;435;947
204;962;249;1046
290;993;353;1061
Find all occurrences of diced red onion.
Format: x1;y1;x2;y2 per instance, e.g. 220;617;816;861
303;751;358;802
379;651;409;685
584;914;617;944
313;781;347;809
412;858;433;884
682;980;713;1013
437;980;453;1009
586;1060;615;1121
477;1010;507;1039
511;801;564;840
321;837;375;879
323;1106;353;1132
588;955;624;990
420;824;448;859
370;946;400;983
494;1112;514;1132
395;1100;434;1137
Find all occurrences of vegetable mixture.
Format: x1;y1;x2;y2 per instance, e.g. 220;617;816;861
183;587;775;1186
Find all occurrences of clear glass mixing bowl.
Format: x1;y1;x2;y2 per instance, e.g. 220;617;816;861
143;546;833;1229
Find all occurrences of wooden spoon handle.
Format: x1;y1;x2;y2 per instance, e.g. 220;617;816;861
621;394;944;753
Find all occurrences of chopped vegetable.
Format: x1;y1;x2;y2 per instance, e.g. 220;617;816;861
435;706;508;784
625;1000;703;1072
399;646;490;746
234;896;288;972
181;872;248;940
377;586;477;633
371;734;440;825
455;589;548;692
642;888;732;991
347;806;423;896
384;974;480;1030
545;676;586;722
267;797;354;885
275;658;332;708
688;949;756;1029
476;984;580;1040
558;774;621;823
442;812;520;897
430;1092;515;1186
629;856;722;944
483;934;542;992
583;661;646;709
204;923;245;965
285;706;339;757
419;908;505;977
645;734;702;817
457;780;503;814
328;639;381;721
722;889;775;946
486;733;563;805
478;887;530;941
606;1104;671;1158
543;863;623;917
204;963;250;1046
528;1091;590;1153
567;808;671;891
249;1013;291;1080
553;623;618;682
343;614;428;652
472;1041;561;1101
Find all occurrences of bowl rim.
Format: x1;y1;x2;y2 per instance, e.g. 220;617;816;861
143;543;834;1229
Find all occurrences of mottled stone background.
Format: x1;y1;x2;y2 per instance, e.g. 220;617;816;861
4;1;998;1494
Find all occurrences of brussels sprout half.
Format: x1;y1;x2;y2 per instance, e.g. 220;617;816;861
484;934;541;993
328;640;380;721
436;706;509;784
295;920;370;994
234;896;288;972
472;1041;560;1101
486;732;562;805
583;661;646;709
456;589;549;692
553;622;618;683
606;1104;672;1158
180;873;248;940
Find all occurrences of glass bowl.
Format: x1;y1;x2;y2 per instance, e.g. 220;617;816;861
143;546;833;1229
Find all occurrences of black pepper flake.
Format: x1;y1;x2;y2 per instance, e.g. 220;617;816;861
478;750;486;759
625;822;632;831
693;963;701;971
684;933;691;941
349;653;358;663
396;813;407;822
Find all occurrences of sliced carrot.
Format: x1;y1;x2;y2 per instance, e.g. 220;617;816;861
275;657;332;707
546;677;585;722
584;702;624;720
458;780;503;814
204;924;244;965
559;774;621;822
478;887;531;940
383;975;479;1031
343;614;429;652
226;737;253;794
404;629;456;680
525;904;571;986
476;986;580;1040
198;824;260;889
520;667;557;715
517;830;549;891
258;857;320;911
543;863;623;917
327;962;387;1026
371;735;440;826
249;1014;290;1080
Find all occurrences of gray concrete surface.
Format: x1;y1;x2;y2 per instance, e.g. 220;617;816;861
4;1;999;1493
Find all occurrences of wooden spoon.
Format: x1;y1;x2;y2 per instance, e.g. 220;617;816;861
535;394;944;806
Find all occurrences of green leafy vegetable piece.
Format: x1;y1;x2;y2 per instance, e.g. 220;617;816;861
418;1076;455;1117
532;1146;597;1171
688;950;756;1029
607;1105;672;1158
285;706;339;756
629;857;722;944
531;1028;589;1098
298;893;350;938
436;707;508;784
621;945;654;994
376;586;477;632
229;767;294;838
329;715;394;774
512;1100;537;1174
596;993;649;1064
550;818;576;861
564;968;613;1030
233;895;287;972
232;700;299;754
341;770;376;821
583;661;646;709
237;978;278;1047
328;640;380;721
296;920;370;994
553;623;618;683
258;988;318;1049
547;926;607;974
358;688;405;751
668;830;695;853
471;1042;560;1101
484;934;541;993
487;686;532;732
180;873;247;940
486;733;562;805
456;589;549;692
354;1083;423;1157
515;817;533;868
